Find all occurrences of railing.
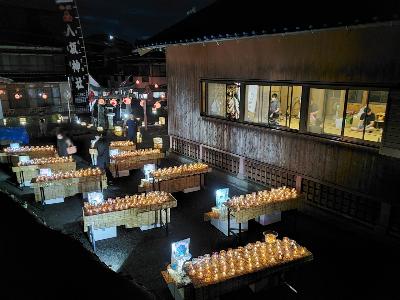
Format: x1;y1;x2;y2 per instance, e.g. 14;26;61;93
202;146;240;175
244;158;297;189
170;136;200;160
3;105;89;117
301;178;380;227
170;136;239;175
169;135;386;232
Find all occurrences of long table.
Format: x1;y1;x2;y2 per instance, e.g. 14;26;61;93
138;168;211;194
83;194;177;250
109;152;165;177
12;161;76;187
162;248;313;300
31;174;107;204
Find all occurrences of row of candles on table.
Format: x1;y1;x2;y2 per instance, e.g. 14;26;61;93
110;141;135;147
184;234;310;287
18;156;73;166
3;145;55;153
83;191;171;215
111;148;160;159
225;187;298;211
35;168;102;182
151;163;209;180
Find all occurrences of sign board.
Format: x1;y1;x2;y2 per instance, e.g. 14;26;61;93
171;238;191;273
143;163;156;181
88;192;104;205
57;0;89;105
216;188;229;208
19;156;30;163
109;149;119;156
39;168;52;177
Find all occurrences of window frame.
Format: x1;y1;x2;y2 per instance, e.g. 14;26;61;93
200;78;390;147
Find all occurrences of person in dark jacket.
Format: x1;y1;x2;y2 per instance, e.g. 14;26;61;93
93;133;112;184
125;114;138;142
56;131;70;157
94;134;109;170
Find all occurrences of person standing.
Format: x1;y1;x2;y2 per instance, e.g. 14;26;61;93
56;131;69;157
93;133;112;184
39;117;47;137
125;114;138;143
269;93;281;126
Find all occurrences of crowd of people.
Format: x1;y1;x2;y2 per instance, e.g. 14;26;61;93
55;114;139;185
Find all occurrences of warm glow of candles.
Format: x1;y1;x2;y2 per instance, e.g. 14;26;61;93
110;141;135;147
35;167;102;183
184;237;311;287
18;156;73;166
151;163;209;180
225;187;298;211
111;148;160;160
83;191;171;215
4;145;55;154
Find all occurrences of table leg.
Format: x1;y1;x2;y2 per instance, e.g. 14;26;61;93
227;208;231;237
40;187;45;205
165;208;168;236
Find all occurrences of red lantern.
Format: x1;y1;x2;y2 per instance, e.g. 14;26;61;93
135;79;140;85
0;89;5;95
98;98;105;105
110;98;118;107
140;100;145;107
154;101;161;109
123;97;131;105
154;83;158;89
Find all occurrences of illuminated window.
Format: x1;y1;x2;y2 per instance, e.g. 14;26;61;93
307;88;346;136
207;83;226;117
310;88;388;143
244;84;301;129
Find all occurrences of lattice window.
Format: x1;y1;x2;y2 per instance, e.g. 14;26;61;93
244;159;296;189
170;137;200;160
202;147;239;174
301;179;379;226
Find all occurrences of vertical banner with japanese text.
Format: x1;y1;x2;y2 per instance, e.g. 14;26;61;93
56;0;89;105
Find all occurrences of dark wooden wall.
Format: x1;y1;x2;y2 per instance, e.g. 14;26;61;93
167;24;400;200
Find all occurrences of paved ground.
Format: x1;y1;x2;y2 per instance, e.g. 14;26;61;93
1;127;400;299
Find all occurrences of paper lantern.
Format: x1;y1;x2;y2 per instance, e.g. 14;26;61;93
123;97;131;105
154;83;159;88
154;101;161;109
42;93;48;100
14;92;22;100
140;100;145;107
0;89;5;95
98;98;105;105
135;79;140;85
110;98;118;107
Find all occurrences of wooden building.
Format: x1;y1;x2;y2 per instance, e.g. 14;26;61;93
139;0;400;239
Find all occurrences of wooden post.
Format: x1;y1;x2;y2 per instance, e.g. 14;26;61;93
237;156;245;179
144;99;147;131
295;175;302;193
199;144;203;162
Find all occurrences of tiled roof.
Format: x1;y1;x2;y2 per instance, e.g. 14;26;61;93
139;0;400;49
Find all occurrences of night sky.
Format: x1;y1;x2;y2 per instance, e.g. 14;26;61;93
77;0;215;42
